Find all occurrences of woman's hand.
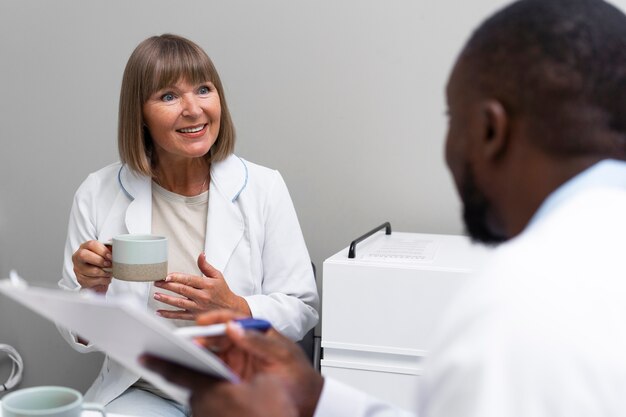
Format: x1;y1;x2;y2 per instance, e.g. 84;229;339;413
154;253;251;320
72;240;112;293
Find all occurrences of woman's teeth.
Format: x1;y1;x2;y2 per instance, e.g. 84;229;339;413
178;125;205;133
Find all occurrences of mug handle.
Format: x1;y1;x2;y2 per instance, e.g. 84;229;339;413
102;241;113;273
82;402;107;416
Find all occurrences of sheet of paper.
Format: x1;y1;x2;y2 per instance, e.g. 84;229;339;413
361;237;439;263
0;277;236;406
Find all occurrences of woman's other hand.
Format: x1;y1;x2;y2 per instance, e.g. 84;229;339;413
154;253;251;320
72;240;112;293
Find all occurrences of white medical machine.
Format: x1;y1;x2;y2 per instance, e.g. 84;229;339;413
321;223;490;411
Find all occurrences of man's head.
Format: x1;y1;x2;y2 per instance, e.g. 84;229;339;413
446;0;626;244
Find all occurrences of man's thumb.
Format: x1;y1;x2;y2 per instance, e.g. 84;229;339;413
226;322;292;361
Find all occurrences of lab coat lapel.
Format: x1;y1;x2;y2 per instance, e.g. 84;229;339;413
119;165;152;234
204;155;247;273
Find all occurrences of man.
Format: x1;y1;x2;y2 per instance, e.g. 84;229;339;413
143;0;626;415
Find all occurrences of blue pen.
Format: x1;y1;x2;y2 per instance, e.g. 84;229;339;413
174;318;272;338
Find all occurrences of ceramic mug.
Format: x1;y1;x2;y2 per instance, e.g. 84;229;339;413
1;386;105;417
109;234;168;282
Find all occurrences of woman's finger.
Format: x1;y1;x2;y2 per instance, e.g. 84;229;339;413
161;273;206;289
77;262;112;278
81;240;112;261
154;292;197;309
76;274;112;291
197;254;222;279
154;281;207;307
156;309;196;321
74;243;112;271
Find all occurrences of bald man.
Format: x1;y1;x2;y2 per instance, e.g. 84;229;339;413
143;0;626;416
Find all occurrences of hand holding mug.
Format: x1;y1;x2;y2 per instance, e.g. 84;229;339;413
72;240;112;293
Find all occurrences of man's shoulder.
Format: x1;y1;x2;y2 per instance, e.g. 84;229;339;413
459;184;626;323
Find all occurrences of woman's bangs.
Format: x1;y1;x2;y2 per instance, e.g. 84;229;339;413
143;48;214;100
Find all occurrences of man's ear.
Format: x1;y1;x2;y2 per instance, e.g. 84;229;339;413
481;100;509;161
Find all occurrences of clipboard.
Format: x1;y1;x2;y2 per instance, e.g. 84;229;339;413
0;274;237;405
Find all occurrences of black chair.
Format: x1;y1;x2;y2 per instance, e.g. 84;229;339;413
297;262;321;370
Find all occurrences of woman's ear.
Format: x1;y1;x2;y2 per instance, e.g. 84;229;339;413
481;99;509;161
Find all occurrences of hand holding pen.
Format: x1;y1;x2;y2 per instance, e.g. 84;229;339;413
143;309;322;417
173;312;273;378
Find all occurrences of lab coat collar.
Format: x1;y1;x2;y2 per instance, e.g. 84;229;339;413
209;154;249;203
205;155;247;271
119;166;152;235
117;154;247;272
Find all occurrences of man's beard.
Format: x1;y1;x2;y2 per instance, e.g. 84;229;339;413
460;163;508;245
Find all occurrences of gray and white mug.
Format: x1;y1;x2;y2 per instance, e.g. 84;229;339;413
1;386;105;417
110;234;168;282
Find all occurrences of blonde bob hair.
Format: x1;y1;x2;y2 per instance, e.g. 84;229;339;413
118;34;235;176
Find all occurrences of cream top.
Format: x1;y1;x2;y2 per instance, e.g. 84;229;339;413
134;181;209;398
149;180;209;326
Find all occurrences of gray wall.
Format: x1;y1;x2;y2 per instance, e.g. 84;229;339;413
2;0;614;396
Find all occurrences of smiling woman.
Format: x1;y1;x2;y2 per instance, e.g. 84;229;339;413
143;79;222;192
117;34;234;193
56;34;319;417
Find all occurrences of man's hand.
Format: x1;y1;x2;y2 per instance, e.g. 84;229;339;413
141;356;298;417
142;309;324;417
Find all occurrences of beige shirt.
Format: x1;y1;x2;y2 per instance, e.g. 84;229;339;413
148;180;208;327
134;181;209;398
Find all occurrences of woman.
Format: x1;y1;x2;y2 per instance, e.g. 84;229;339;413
58;34;319;416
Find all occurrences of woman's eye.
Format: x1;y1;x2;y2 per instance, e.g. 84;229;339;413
161;93;175;102
198;86;210;95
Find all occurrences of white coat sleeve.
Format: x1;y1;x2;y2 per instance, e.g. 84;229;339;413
57;173;101;353
314;378;415;417
243;171;319;341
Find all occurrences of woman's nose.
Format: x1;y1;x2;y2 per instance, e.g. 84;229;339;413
181;95;202;118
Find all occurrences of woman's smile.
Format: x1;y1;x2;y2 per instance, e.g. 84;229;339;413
177;123;207;135
143;79;221;160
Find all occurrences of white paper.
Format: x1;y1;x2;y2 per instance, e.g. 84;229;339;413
0;277;236;406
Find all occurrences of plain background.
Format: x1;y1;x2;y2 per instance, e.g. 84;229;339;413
2;0;620;396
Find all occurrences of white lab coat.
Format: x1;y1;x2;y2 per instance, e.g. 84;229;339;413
58;154;319;405
315;160;626;417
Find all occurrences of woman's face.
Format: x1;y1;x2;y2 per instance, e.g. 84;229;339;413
143;78;221;163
